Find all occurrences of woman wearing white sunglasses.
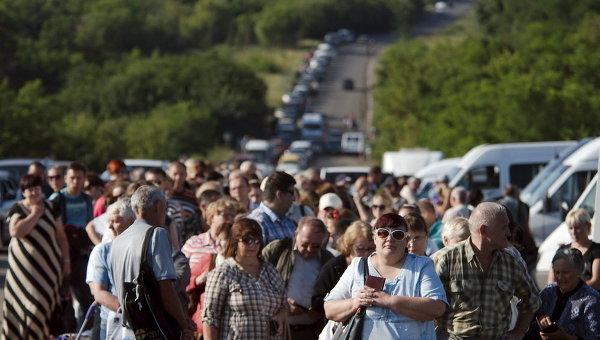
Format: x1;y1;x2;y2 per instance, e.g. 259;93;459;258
324;213;447;339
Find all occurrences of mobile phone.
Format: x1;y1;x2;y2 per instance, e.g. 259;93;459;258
365;275;385;291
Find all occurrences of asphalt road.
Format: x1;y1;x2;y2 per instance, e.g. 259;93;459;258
311;0;473;168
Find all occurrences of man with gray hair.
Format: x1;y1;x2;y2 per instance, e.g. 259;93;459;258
262;217;333;339
86;198;134;339
442;186;471;223
434;202;540;339
110;185;194;339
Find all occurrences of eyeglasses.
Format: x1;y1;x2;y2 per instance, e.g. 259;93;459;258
374;228;406;241
353;245;376;253
371;204;387;210
239;236;261;245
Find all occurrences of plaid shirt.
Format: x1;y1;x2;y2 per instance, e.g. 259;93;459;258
202;258;285;339
248;203;297;244
434;238;540;339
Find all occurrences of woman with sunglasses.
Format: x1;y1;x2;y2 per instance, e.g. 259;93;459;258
324;213;447;339
369;192;394;225
202;218;286;340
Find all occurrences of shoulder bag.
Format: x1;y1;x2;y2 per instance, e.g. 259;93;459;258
331;257;369;340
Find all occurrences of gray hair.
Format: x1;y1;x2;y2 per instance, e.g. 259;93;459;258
106;197;135;223
468;202;506;232
130;185;165;214
451;186;467;204
552;247;584;274
565;208;591;230
443;217;470;242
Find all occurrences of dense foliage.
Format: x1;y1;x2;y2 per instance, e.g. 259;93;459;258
373;0;600;158
0;0;423;169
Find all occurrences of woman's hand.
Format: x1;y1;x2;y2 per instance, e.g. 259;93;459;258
30;202;44;218
372;290;391;308
272;309;286;336
352;286;376;310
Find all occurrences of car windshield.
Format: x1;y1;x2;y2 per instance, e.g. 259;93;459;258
521;164;568;206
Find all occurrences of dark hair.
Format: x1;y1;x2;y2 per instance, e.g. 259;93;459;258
374;213;407;231
224;218;263;258
20;174;43;191
29;161;45;171
368;166;382;176
206;171;224;182
200;189;222;205
86;173;105;189
416;199;435;215
404;212;428;233
399;204;421;216
468;187;484;207
68;162;87;174
127;180;150;197
553;247;584;274
263;171;296;202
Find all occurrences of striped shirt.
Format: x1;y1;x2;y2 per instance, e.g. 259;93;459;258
181;231;217;266
248;203;297;245
434;238;540;339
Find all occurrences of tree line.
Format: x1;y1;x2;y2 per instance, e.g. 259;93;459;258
0;0;423;170
373;0;600;158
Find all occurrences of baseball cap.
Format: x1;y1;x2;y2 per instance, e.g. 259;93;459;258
319;193;343;210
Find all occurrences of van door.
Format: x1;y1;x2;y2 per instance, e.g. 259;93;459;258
457;165;500;199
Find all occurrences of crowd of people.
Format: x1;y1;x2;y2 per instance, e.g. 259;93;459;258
2;159;600;339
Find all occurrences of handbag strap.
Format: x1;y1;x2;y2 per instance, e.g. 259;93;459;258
140;226;155;268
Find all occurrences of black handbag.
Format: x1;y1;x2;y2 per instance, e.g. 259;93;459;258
332;257;369;340
122;227;182;339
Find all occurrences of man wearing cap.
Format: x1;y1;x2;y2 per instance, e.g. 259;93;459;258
317;193;344;256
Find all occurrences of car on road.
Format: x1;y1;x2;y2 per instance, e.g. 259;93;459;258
337;29;355;43
341;131;365;154
320;166;371;185
324;32;341;45
244;139;275;165
276;117;298;143
288;140;314;165
300;113;327;151
276;153;303;175
274;105;301;120
325;129;343;154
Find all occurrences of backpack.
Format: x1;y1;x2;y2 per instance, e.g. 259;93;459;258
122;227;181;339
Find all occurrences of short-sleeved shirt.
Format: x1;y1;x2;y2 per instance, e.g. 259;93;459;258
110;219;177;309
181;231;218;266
248;203;297;244
434;238;541;339
86;241;114;340
202;258;285;340
325;253;447;339
561;242;600;282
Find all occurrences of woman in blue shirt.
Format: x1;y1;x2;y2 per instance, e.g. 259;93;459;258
324;213;447;339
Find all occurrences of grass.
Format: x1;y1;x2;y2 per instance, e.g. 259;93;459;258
232;41;318;107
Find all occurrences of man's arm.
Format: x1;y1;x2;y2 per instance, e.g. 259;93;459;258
158;280;190;330
89;282;120;312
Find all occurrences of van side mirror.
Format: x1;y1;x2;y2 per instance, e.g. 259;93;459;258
560;201;570;221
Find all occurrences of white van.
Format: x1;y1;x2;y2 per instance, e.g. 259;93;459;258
521;137;599;245
449;141;576;201
341;132;365;154
414;157;461;197
535;173;599;287
382;149;443;177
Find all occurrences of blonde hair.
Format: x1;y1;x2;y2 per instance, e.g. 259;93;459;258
205;198;238;226
566;208;591;232
443;217;470;243
372;191;393;208
336;221;374;257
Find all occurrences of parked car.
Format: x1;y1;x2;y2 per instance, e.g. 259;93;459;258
288;140;314;165
320;166;371;185
337;29;355;43
326;129;343;154
300;113;327;150
277;153;303;175
274;105;301;120
324;32;341;45
0;158;55;182
0;176;19;245
244;139;275;165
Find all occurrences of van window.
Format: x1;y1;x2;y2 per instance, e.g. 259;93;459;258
579;181;596;217
550;170;596;212
509;163;546;189
459;165;500;190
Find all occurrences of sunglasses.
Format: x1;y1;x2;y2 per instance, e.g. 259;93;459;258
239;236;261;245
374;228;407;241
371;204;387;210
